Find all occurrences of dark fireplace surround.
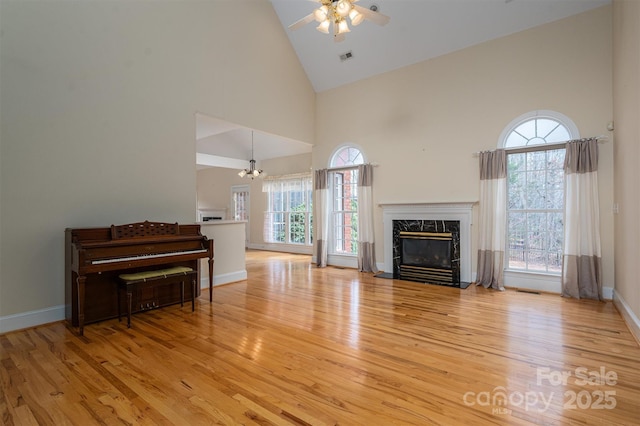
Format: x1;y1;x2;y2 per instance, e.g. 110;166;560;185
392;220;461;286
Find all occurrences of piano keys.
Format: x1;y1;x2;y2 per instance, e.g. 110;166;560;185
91;249;207;265
65;221;214;335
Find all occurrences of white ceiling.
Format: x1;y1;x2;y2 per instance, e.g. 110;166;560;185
270;0;609;92
195;113;313;170
197;0;609;170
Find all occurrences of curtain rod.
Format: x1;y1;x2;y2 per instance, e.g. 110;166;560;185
472;135;609;157
313;162;379;172
262;171;312;181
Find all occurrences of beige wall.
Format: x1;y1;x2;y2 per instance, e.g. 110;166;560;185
197;167;261;243
199;222;247;286
315;6;614;289
0;0;315;324
197;152;312;251
1;1;630;332
197;168;243;219
613;1;640;329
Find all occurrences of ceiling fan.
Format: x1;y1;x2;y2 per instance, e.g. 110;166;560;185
289;0;390;42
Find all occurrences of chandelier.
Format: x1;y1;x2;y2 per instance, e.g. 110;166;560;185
238;131;263;179
289;0;390;40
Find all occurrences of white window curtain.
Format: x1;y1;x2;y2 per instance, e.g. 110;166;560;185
562;139;602;300
262;212;274;243
262;173;312;244
262;173;312;194
314;169;329;267
357;164;377;273
476;149;507;290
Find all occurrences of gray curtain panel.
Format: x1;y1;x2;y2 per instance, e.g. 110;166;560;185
562;139;602;300
314;169;329;267
476;149;507;290
357;164;378;273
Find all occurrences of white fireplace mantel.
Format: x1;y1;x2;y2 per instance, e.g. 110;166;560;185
380;202;476;282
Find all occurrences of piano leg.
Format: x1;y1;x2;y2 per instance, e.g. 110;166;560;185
191;277;196;312
208;257;214;302
76;275;86;336
126;291;132;328
117;288;122;323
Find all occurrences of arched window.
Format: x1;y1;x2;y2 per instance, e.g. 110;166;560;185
500;110;579;148
330;145;365;167
328;145;365;261
501;111;578;274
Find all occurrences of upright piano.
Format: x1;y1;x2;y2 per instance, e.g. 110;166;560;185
65;221;214;335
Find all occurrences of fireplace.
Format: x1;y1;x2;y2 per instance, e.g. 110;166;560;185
393;220;460;285
399;231;454;283
380;202;474;286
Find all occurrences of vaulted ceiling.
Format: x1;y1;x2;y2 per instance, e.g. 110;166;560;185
197;0;610;170
270;0;609;92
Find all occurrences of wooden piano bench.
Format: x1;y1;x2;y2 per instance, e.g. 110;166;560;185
117;266;197;328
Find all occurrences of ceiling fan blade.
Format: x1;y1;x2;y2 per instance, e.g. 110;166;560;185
353;4;390;26
288;13;315;31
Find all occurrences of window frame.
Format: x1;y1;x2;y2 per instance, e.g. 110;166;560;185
500;110;579;276
330;168;359;256
327;144;365;260
499;110;579;149
263;174;313;246
231;184;250;247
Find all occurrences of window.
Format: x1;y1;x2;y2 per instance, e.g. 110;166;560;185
329;146;364;256
263;174;312;245
231;185;250;247
501;111;578;274
231;186;249;221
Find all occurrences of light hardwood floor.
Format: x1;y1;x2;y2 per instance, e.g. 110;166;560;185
1;250;639;425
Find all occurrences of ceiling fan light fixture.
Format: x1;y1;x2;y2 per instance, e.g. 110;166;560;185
238;169;247;178
288;0;389;40
316;19;330;33
337;19;350;34
314;5;328;22
336;0;352;18
349;9;363;26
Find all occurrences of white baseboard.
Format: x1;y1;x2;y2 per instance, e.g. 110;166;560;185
1;270;248;335
0;305;65;335
327;254;358;269
201;270;247;288
247;243;312;255
503;270;614;299
504;270;561;293
307;254;358;269
613;290;640;344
